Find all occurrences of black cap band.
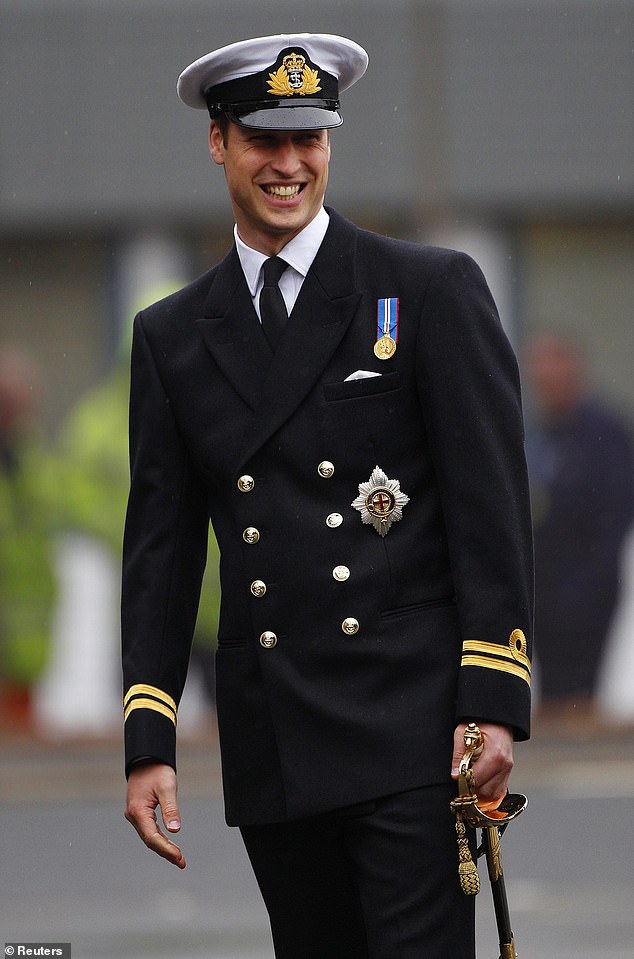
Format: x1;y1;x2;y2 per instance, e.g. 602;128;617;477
207;97;340;118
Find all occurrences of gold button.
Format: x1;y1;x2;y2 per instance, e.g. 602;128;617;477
260;631;277;649
326;513;343;528
342;617;359;635
237;474;255;493
243;527;260;544
318;461;335;479
333;565;350;582
250;580;267;598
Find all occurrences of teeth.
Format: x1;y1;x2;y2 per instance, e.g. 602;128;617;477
265;184;301;198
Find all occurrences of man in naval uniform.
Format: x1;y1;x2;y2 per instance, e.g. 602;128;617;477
123;33;533;959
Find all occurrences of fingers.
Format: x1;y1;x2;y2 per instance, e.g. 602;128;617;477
451;722;514;805
451;724;469;778
124;761;187;869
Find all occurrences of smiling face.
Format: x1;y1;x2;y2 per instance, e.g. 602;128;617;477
209;120;331;255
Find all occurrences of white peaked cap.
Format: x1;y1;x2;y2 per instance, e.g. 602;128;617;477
176;33;368;130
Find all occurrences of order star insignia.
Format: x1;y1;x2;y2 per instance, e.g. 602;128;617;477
352;466;410;537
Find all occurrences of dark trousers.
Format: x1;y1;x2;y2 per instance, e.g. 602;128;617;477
240;783;475;959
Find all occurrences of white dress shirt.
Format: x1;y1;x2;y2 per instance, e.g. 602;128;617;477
234;207;330;320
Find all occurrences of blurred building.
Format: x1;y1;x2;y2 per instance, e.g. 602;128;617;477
1;0;633;720
1;0;632;420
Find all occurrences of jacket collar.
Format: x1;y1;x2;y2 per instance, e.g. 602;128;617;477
196;209;362;461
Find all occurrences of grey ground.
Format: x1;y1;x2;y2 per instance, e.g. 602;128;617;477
2;726;633;959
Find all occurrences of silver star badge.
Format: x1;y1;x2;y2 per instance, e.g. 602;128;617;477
352;466;410;537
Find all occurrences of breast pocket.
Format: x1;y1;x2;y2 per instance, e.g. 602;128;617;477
323;370;402;402
320;371;406;475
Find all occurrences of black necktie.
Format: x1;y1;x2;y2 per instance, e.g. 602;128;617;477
259;256;289;349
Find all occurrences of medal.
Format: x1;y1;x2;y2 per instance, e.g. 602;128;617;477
374;335;397;359
352;466;410;537
374;298;399;360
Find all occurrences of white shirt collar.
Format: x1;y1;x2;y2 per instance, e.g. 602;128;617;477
235;207;330;296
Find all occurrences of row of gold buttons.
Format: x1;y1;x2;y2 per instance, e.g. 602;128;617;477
258;618;360;649
238;461;335;495
250;567;349;598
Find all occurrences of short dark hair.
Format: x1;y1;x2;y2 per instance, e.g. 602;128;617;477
213;113;231;145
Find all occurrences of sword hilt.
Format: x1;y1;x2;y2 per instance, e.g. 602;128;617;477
452;723;528;832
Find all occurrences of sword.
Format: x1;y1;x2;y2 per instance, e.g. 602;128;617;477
450;723;528;959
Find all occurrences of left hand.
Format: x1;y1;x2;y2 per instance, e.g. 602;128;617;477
125;761;186;869
451;722;514;806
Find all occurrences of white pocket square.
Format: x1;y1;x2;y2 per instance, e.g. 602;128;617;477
344;370;382;382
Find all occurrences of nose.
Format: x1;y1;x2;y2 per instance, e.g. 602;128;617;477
270;138;302;176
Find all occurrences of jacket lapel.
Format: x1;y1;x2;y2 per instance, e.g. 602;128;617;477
196;248;271;410
195;212;362;462
239;211;362;466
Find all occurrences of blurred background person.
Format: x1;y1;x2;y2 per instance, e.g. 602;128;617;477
0;345;57;731
33;340;132;736
34;345;221;737
34;243;221;738
525;332;634;727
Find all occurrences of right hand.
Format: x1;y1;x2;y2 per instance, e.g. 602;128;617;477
451;722;514;806
124;760;186;868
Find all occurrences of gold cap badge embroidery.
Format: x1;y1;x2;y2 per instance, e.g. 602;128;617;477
267;53;322;97
352;466;410;537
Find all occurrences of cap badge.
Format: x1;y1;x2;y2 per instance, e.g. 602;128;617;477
352;466;410;537
374;297;399;360
267;53;322;97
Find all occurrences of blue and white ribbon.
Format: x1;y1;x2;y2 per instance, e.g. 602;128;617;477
376;297;399;343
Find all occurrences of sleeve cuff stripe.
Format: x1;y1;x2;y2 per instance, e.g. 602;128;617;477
123;683;177;713
462;638;531;672
460;654;531;686
124;698;177;726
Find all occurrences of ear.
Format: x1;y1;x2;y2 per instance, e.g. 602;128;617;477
209;122;225;165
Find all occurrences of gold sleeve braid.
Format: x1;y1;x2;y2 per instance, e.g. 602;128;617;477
123;683;177;726
460;629;531;686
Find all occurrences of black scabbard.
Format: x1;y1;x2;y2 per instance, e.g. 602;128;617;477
482;825;517;959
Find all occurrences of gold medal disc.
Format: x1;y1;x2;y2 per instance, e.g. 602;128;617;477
374;335;397;360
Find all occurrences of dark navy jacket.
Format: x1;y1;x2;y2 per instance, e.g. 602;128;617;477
122;210;533;825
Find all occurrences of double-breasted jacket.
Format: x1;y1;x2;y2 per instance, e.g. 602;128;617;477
122;209;533;825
